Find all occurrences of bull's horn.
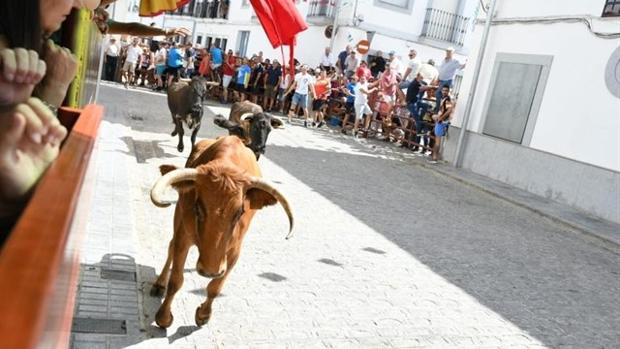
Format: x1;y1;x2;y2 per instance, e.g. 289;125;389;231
240;112;254;121
150;168;199;208
248;178;294;239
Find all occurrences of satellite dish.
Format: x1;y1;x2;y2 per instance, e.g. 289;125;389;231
325;25;333;39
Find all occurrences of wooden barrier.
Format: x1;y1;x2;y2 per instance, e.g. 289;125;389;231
0;105;103;349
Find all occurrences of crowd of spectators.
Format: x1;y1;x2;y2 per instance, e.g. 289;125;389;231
103;36;466;165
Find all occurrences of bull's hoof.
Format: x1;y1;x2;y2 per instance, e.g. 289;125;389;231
171;129;177;137
150;284;165;298
177;143;184;152
195;306;211;327
155;308;174;329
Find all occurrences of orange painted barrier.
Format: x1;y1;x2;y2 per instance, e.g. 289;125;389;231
0;105;103;349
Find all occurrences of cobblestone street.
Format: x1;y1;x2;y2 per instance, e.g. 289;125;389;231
71;84;620;349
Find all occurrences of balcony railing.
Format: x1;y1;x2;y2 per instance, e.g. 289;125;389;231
171;0;229;20
307;0;336;18
420;8;470;47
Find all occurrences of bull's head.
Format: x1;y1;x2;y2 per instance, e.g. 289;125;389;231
150;163;293;279
190;76;209;101
214;113;284;160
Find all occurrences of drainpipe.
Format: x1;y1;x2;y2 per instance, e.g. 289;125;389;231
452;0;498;168
329;0;342;52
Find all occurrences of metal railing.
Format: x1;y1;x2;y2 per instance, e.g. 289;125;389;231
420;8;470;46
307;0;336;17
171;0;229;19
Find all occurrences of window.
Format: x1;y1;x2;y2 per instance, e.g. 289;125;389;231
374;0;413;11
196;35;203;45
481;53;553;145
242;0;250;7
603;0;620;16
236;31;250;58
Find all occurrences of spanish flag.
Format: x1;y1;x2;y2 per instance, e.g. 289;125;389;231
139;0;191;17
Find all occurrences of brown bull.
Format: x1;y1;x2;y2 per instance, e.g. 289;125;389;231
149;136;293;328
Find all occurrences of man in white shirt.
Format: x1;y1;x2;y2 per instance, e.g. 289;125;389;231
122;37;143;88
388;50;404;77
434;47;465;112
418;59;439;84
284;65;315;126
400;49;421;88
104;38;119;81
344;51;359;78
320;47;334;71
353;75;378;135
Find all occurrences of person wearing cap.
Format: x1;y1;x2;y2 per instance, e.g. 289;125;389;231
263;59;282;111
344;51;359;78
434;47;465;112
401;49;421;88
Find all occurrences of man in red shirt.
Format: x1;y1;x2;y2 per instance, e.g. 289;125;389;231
311;69;331;128
221;49;236;103
356;60;371;80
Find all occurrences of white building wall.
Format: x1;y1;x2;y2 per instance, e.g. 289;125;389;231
453;1;620;172
495;0;610;18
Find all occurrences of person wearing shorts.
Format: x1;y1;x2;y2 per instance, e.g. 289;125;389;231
353;75;377;135
284;65;314;125
221;50;236;103
210;43;223;78
430;84;452;163
166;42;184;87
263;59;282;111
122;38;142;88
311;69;330;128
278;70;292;113
234;58;251;102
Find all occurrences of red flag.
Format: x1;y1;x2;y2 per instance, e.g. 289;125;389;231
250;0;308;76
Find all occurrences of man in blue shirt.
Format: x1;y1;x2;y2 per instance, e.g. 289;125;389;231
210;43;223;79
434;47;465;112
337;45;351;75
166;42;184;87
340;75;357;133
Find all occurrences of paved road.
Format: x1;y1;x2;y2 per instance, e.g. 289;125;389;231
71;84;620;349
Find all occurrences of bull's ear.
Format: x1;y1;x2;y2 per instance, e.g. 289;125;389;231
160;164;178;175
246;188;277;210
157;165;195;193
269;116;285;129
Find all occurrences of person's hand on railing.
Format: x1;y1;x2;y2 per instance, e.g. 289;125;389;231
34;40;78;108
0;98;67;205
0;48;47;107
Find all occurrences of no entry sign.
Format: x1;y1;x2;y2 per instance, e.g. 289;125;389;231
356;39;370;54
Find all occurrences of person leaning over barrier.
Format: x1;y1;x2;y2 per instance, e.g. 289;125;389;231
0;0;94;233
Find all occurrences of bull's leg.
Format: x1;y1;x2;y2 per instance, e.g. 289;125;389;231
195;249;241;326
171;114;178;136
150;239;174;297
176;119;185;153
190;122;201;150
155;239;191;328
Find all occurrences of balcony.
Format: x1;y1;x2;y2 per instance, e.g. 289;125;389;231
420;8;470;47
306;0;335;24
170;0;229;20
